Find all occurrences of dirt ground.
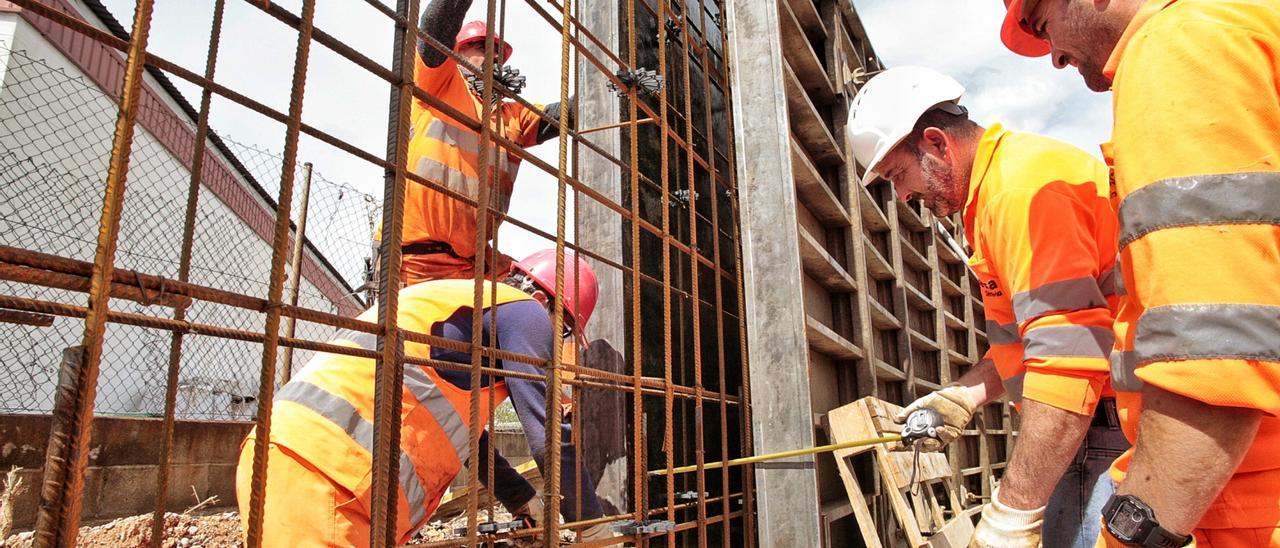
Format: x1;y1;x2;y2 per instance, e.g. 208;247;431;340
2;508;571;546
3;511;242;548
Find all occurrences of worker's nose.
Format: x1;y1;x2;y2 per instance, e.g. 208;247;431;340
1051;49;1070;70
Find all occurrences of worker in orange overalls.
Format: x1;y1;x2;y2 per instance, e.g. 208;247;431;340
850;66;1127;548
999;0;1280;545
380;0;573;286
235;250;614;545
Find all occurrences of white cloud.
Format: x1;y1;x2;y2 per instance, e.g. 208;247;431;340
850;0;1113;158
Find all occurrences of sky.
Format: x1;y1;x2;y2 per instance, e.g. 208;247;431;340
95;0;1113;262
848;0;1112;156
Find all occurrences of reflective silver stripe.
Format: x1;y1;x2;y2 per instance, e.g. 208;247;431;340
1012;277;1108;323
402;364;470;462
415;156;480;197
276;382;429;524
423;119;520;179
1023;325;1114;359
986;321;1021;345
1118;172;1280;249
335;329;471;462
1098;262;1124;297
1135;304;1280;363
1003;372;1025;403
1110;350;1142;392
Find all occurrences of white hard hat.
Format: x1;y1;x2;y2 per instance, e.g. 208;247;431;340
848;66;966;186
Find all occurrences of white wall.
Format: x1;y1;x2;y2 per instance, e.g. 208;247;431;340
0;17;346;420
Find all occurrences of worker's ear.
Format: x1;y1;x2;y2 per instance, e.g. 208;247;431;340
919;127;951;163
530;290;550;307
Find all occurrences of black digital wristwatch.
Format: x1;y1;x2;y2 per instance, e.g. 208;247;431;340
1101;495;1192;548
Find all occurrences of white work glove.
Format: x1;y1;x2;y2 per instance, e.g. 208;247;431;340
893;384;977;452
579;523;621;542
969;486;1044;548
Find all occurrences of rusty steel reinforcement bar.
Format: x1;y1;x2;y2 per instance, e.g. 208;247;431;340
653;0;677;544
31;1;156;545
244;1;317;545
366;0;416;543
6;0;743;290
0;248;744;407
150;0;227;544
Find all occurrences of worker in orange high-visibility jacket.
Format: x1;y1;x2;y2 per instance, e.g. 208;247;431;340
235;250;615;546
850;66;1127;548
1001;0;1280;545
379;0;574;286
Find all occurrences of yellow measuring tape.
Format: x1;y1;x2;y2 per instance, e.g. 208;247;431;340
648;434;902;476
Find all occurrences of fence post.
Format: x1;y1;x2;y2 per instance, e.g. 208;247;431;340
280;161;314;386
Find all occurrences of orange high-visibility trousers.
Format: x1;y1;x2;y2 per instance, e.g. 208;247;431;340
236;440;369;548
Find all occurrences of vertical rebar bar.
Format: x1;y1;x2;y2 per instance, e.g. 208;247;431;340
31;2;156;545
674;3;708;544
244;0;317;544
542;0;575;542
624;0;649;539
280;161;315;386
464;0;501;543
369;0;418;544
149;2;227;545
654;1;677;545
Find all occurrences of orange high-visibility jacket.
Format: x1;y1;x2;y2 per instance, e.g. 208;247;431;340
246;280;529;543
963;124;1118;415
393;51;546;257
1103;0;1280;529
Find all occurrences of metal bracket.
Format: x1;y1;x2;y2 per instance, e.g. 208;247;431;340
453;520;526;536
609;68;664;98
675;491;708;501
614;520;675;535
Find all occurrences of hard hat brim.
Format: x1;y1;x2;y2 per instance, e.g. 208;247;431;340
1001;0;1051;57
455;36;514;62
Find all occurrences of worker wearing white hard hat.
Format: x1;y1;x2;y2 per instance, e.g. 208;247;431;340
849;66;1127;548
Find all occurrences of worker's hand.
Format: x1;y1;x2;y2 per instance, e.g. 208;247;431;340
968;486;1044;548
893;384;976;452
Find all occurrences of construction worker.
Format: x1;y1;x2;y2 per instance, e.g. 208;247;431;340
850;66;1127;548
999;0;1280;545
385;0;573;285
235;250;612;545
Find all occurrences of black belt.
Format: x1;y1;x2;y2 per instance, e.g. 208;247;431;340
1092;398;1120;429
402;241;462;258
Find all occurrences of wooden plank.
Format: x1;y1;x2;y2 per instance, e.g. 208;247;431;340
791;135;851;227
783;0;827;41
807;314;864;360
927;506;980;547
799;225;857;292
857;185;892;232
828;402;885;548
863;235;896;281
875;359;907;382
783;61;842;165
779;0;835;104
868;298;900;330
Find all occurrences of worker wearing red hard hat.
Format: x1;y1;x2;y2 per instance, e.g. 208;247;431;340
996;1;1280;546
375;0;576;286
850;66;1127;548
235;250;613;545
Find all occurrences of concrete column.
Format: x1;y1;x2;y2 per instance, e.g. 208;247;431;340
723;1;822;546
573;0;628;515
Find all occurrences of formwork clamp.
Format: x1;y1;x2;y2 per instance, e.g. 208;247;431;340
614;519;676;535
453;520;526;536
675;491;708;501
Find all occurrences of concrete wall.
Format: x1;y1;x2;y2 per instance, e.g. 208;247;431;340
0;414;251;529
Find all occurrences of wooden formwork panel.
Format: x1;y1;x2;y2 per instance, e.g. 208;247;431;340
775;0;1016;544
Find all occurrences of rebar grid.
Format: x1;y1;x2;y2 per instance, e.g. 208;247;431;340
0;0;754;545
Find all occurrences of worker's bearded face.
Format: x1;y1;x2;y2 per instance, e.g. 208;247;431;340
1027;0;1133;92
916;152;966;218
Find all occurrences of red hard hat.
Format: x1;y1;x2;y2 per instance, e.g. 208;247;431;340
513;249;599;344
1000;0;1051;57
455;21;513;62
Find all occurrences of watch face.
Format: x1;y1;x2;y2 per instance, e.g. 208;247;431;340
1110;501;1149;540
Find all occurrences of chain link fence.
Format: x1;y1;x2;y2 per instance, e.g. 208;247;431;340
0;47;380;420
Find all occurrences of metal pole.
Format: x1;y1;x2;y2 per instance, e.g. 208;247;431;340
150;1;227;545
32;1;156;545
280;161;315;386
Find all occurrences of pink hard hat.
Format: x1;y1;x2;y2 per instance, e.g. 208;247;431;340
455;21;513;62
513;249;598;343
